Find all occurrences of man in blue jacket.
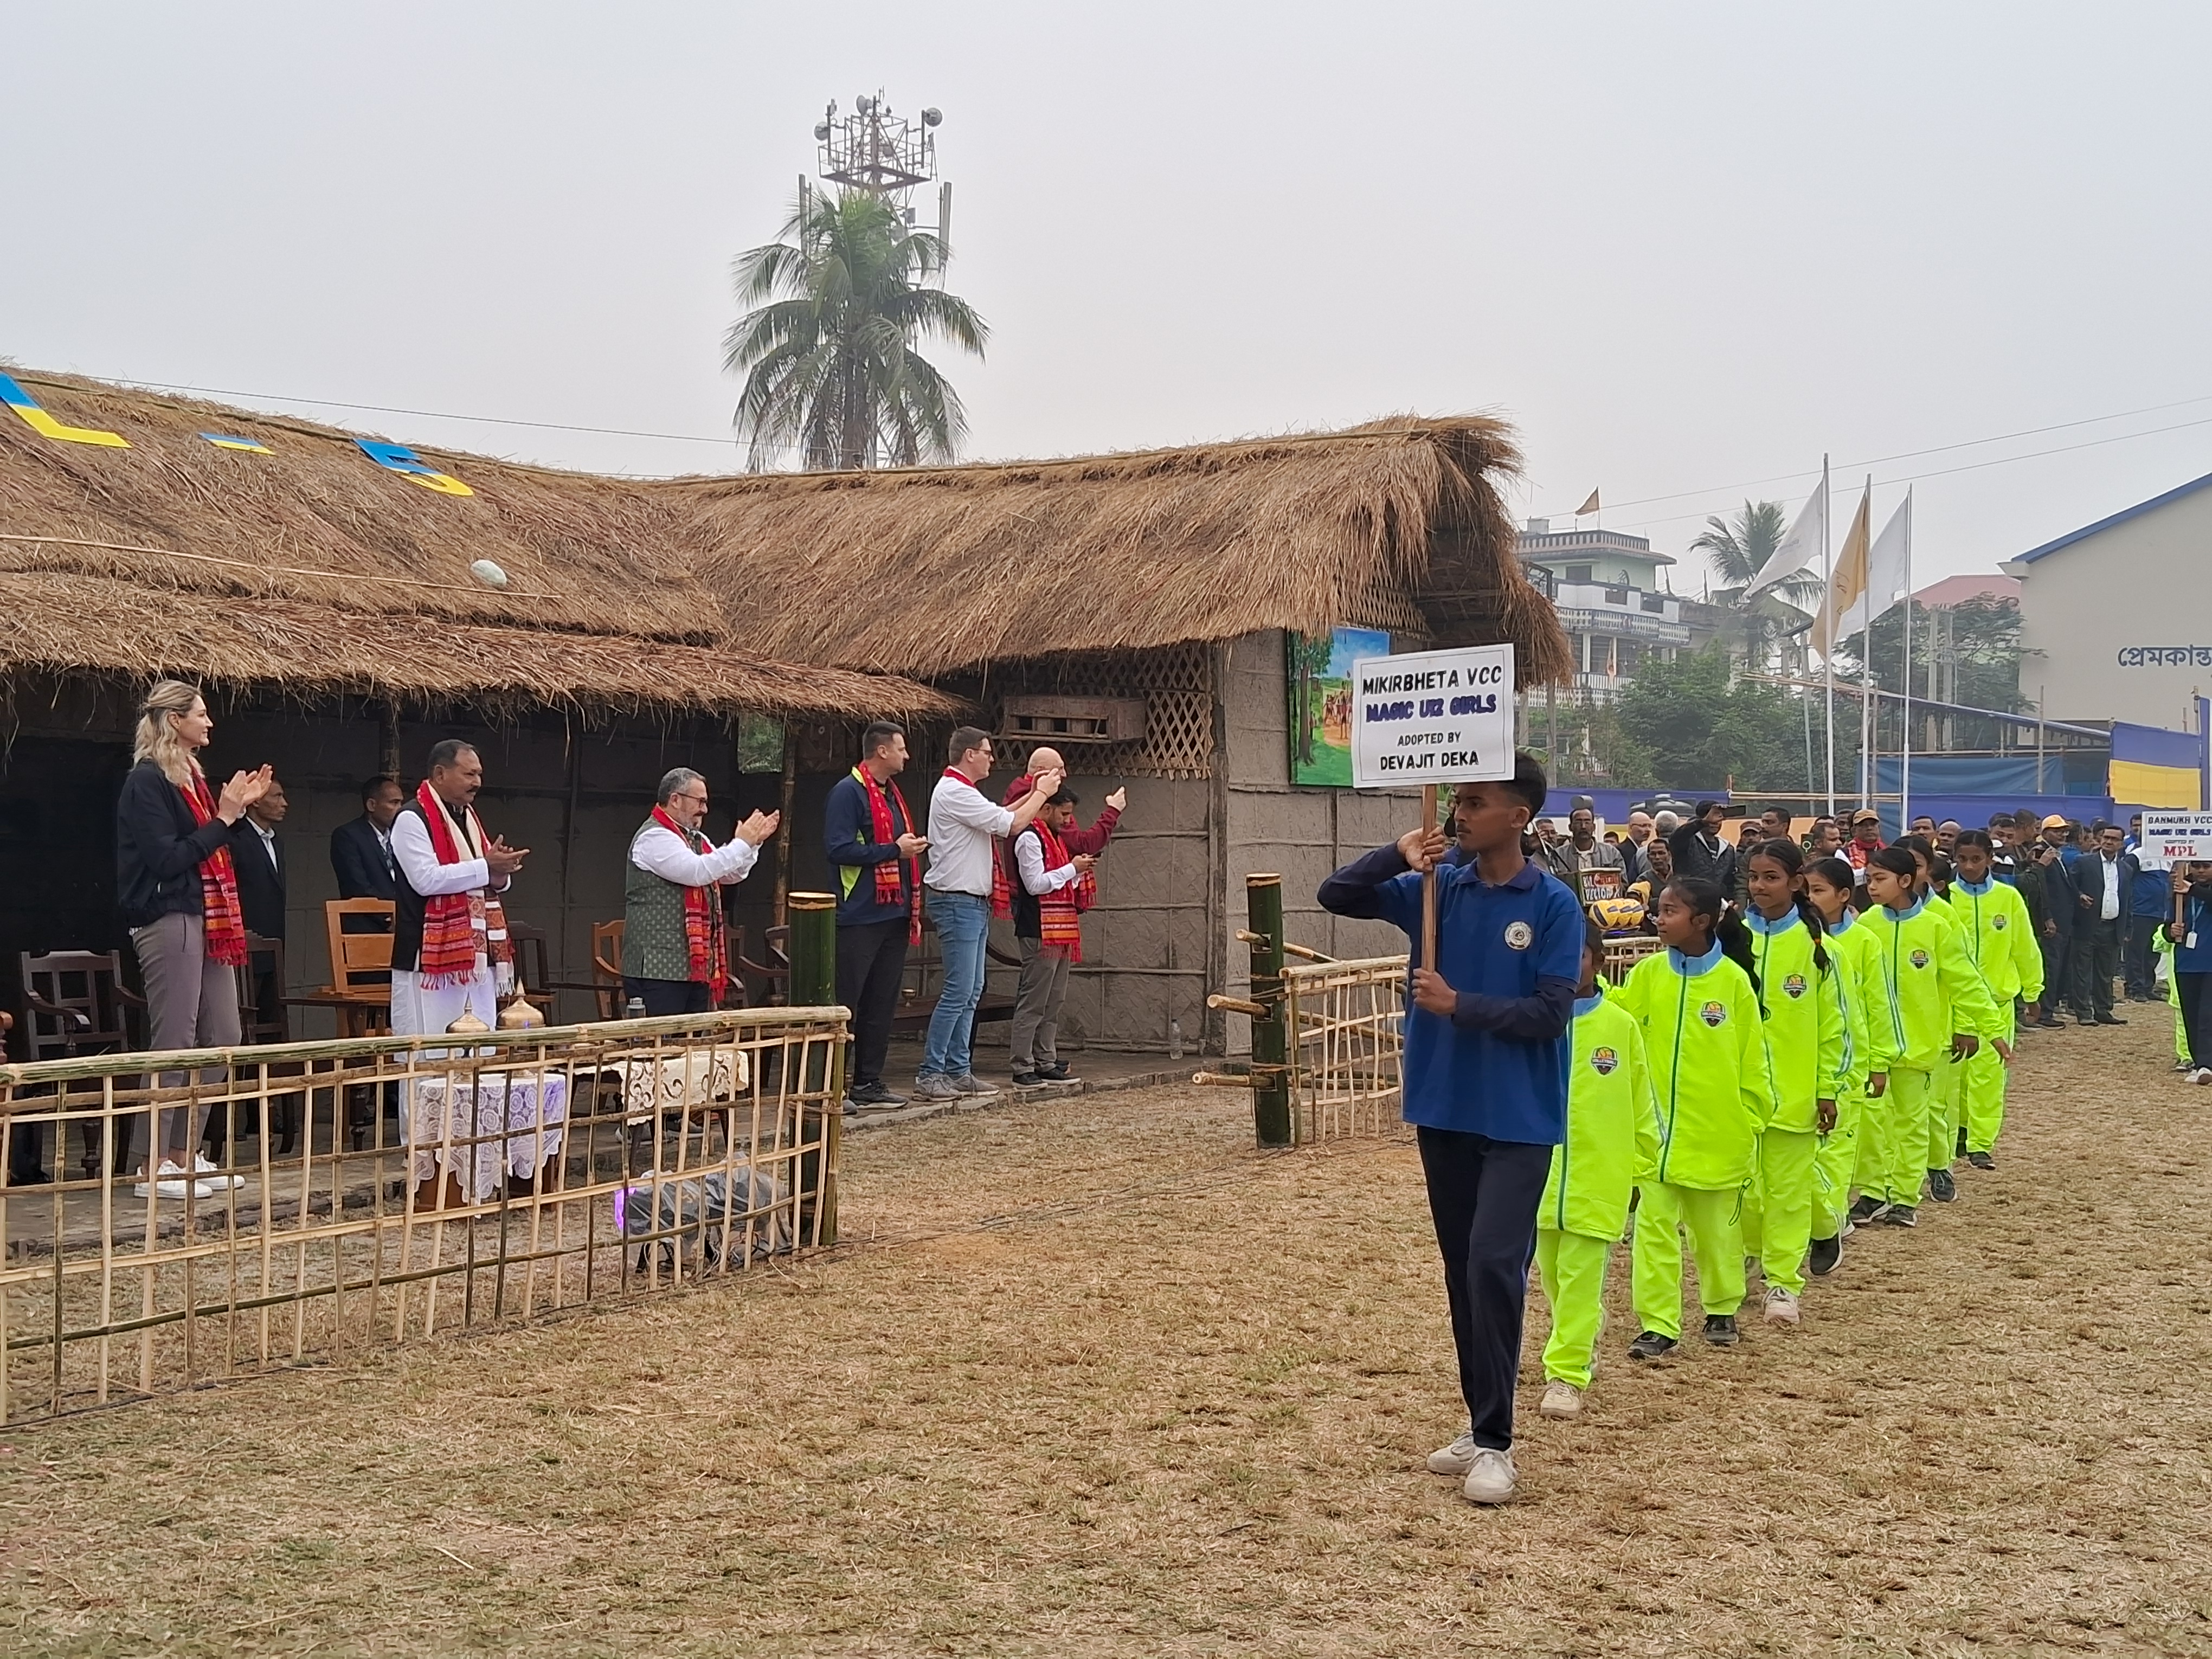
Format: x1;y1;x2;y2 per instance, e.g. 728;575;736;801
824;722;931;1108
1319;752;1583;1507
2126;833;2171;1000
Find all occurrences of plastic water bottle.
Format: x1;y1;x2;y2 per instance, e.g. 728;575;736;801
1168;1018;1184;1060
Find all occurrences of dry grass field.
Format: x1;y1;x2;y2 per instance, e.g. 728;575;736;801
5;1015;2212;1657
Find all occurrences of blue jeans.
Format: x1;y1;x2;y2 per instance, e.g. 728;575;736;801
921;891;991;1078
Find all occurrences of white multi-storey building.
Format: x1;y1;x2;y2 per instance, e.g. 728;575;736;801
1515;520;1724;704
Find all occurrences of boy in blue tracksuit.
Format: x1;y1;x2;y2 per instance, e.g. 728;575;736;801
1319;753;1584;1507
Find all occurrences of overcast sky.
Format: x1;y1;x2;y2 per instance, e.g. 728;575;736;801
9;3;2210;588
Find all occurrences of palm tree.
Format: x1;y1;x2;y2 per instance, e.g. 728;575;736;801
1692;500;1822;672
724;189;988;471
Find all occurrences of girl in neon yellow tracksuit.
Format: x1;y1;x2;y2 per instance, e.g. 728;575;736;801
1619;876;1776;1355
1534;923;1661;1420
1854;846;2003;1228
1947;830;2041;1168
1737;840;1848;1326
1803;856;1887;1275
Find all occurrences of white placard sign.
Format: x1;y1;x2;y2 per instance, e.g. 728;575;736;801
2137;811;2212;869
1350;644;1516;789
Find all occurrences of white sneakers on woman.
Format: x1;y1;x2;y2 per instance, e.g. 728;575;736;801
133;1161;216;1200
192;1155;245;1191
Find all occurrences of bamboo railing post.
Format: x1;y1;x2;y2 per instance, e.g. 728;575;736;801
786;892;840;1244
1246;874;1293;1148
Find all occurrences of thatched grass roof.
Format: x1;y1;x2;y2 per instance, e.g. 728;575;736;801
673;417;1570;683
0;372;952;720
0;372;1562;715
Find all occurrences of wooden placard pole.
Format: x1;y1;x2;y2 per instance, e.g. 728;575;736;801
1245;873;1293;1148
787;891;839;1244
1419;783;1441;972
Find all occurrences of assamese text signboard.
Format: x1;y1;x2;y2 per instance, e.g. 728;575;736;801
1349;644;1516;789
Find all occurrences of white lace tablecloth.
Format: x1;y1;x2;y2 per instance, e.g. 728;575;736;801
409;1071;568;1203
620;1047;748;1121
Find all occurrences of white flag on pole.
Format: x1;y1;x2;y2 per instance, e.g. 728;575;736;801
1745;465;1828;599
1822;491;1911;652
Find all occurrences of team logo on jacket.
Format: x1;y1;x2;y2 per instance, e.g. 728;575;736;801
1910;949;1931;968
1699;1000;1727;1027
1589;1045;1619;1075
1992;914;2009;930
1783;974;1807;999
1503;921;1533;950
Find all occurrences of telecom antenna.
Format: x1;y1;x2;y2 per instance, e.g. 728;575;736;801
805;91;953;250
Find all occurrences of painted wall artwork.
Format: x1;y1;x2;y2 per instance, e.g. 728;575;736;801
1287;627;1390;787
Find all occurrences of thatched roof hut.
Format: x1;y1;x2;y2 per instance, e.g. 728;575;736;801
671;417;1568;684
0;371;950;720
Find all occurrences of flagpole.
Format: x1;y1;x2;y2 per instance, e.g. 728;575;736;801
1822;456;1835;818
1899;488;1914;833
1859;475;1874;810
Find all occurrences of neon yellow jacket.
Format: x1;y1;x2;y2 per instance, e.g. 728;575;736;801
1743;908;1849;1133
1617;941;1775;1190
1945;877;2045;1006
1859;895;2005;1070
1540;986;1662;1239
1821;909;1891;1085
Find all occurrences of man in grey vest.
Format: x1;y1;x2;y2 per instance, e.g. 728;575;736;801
622;768;777;1016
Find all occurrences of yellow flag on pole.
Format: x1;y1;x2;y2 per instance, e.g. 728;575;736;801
1574;488;1600;516
1812;484;1870;659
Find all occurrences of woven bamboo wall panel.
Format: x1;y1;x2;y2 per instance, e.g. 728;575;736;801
989;643;1214;779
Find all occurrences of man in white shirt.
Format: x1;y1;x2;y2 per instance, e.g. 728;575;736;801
390;740;528;1040
1620;809;1655;884
917;726;1060;1102
1009;789;1097;1088
621;767;778;1015
2071;822;2132;1025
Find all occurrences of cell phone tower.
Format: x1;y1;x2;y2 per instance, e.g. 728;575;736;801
805;91;953;251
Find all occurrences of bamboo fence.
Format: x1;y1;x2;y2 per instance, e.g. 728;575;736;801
1272;934;1663;1146
0;1005;845;1424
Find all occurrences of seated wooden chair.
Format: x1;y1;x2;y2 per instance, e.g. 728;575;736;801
506;921;554;1009
16;949;146;1179
736;924;790;1008
222;931;304;1156
592;919;625;1019
318;899;395;1040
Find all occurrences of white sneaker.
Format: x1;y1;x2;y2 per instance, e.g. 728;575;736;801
132;1161;216;1200
1425;1431;1478;1475
1764;1285;1802;1326
1461;1446;1517;1504
193;1155;245;1191
2194;1068;2212;1086
1539;1380;1584;1420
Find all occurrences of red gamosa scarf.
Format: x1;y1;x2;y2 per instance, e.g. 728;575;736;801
650;804;729;1003
178;769;248;967
414;781;513;988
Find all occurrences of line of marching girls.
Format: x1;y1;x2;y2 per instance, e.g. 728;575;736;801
1317;754;2152;1508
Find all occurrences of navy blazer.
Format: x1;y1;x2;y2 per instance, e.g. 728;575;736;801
2070;850;2137;923
229;818;287;942
330;814;399;902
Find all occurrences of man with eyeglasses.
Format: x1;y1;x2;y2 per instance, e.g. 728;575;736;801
622;766;778;1017
916;727;1062;1103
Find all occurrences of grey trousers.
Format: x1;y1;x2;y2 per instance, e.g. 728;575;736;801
1009;937;1071;1070
131;911;242;1163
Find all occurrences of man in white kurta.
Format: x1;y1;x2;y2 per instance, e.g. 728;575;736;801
389;741;528;1039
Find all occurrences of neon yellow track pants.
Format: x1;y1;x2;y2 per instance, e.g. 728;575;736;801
1534;1227;1613;1390
1740;1127;1819;1295
1868;1068;1933;1207
1962;1043;2009;1154
1926;1052;1967;1171
1631;1181;1746;1340
1811;1091;1860;1240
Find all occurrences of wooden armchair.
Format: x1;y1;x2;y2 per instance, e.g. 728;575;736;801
16;949;146;1179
